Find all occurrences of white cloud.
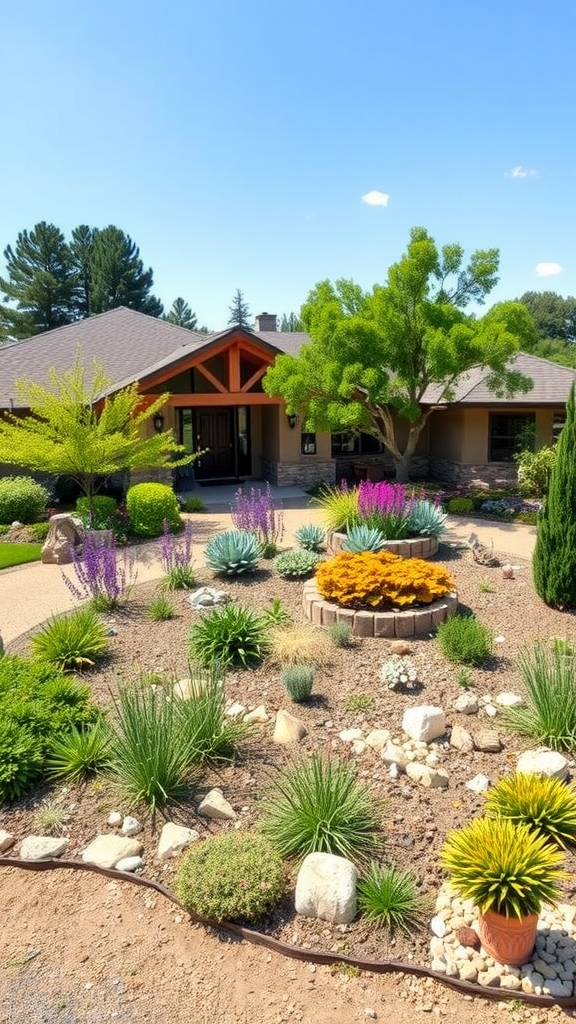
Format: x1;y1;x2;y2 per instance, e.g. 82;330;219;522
361;189;390;207
535;262;563;277
505;165;538;179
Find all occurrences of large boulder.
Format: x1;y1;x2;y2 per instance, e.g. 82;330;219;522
41;513;84;565
295;852;359;924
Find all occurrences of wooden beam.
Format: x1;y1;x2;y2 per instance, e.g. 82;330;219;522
240;365;267;393
195;361;228;393
228;343;241;393
165;393;281;407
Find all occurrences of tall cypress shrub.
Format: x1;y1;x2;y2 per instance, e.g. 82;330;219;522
533;383;576;608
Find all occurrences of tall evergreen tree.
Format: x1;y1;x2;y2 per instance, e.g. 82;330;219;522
163;297;198;330
227;288;251;328
280;312;303;331
533;384;576;608
69;224;96;318
89;226;163;317
0;222;76;340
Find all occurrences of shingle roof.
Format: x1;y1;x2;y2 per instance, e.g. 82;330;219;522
0;308;308;408
421;352;576;406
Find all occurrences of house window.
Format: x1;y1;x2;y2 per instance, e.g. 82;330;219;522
489;414;535;462
331;432;383;457
301;432;317;455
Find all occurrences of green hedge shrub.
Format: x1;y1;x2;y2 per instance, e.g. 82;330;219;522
0;476;49;524
126;482;181;537
446;497;475;514
76;495;118;528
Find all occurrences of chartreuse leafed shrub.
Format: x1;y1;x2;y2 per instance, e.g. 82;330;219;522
294;523;325;552
446;496;475;515
205;530;261;576
273;549;320;578
189;604;270;669
314;484;360;533
516;444;557;498
47;723;113;783
501;644;576;751
76;494;118;528
436;614;493;666
533;384;576;608
126;482;181;538
281;664;315;703
175;832;285;922
357;862;428;934
0;655;100;803
485;773;576;849
316;551;454;610
260;753;382;865
31;607;108;671
0;475;49;524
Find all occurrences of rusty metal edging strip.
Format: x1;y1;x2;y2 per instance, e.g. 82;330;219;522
1;858;574;1008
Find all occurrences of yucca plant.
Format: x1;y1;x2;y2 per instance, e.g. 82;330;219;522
502;643;576;750
485;773;576;849
341;524;386;553
47;722;112;783
407;499;447;538
205;529;261;575
440;817;566;919
294;523;325;552
189;604;270;669
314;484;360;533
273;549;320;578
357;862;428;934
30;608;108;672
281;664;315;703
260;753;383;865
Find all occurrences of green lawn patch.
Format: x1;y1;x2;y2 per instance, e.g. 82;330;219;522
0;542;42;569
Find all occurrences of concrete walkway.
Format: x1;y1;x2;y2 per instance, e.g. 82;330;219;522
0;486;536;646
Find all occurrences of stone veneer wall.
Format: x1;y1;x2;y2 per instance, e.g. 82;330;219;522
260;457;336;488
428;457;519;488
334;453;429;481
128;466;174;487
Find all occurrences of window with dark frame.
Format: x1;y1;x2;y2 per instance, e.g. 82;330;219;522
331;432;384;457
488;413;535;462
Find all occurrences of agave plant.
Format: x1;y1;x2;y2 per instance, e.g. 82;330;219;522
205;529;261;575
294;523;325;552
407;499;447;538
341;524;386;553
485;773;576;849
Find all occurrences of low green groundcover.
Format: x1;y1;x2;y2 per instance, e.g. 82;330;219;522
0;543;42;569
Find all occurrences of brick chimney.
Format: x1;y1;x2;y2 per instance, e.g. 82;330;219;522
254;312;277;332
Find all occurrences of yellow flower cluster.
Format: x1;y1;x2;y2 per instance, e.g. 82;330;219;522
316;551;455;610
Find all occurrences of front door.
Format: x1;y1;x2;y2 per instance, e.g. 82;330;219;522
194;407;234;479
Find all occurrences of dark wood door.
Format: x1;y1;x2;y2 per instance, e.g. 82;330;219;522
194;408;234;478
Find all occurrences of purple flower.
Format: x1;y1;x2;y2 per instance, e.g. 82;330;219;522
160;518;193;573
62;531;136;608
230;484;283;546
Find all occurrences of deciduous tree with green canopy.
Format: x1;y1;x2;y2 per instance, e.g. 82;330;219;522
263;227;536;480
0;357;195;507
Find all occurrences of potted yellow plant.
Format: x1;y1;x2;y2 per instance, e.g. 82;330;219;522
440;817;566;965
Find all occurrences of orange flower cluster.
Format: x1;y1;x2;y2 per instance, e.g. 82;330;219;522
316;550;455;610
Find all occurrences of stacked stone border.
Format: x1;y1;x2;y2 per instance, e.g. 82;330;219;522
326;531;439;560
1;858;574;1009
302;580;458;638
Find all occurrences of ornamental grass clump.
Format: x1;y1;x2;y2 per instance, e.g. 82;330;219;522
440;817;566;919
268;624;333;667
502;643;576;751
160;517;195;589
316;551;454;610
64;531;136;610
47;722;112;783
175;831;285;923
485;773;576;849
281;664;315;703
314;482;361;533
31;608;109;671
260;752;383;865
357;862;428;934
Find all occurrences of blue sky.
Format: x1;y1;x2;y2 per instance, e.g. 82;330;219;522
0;0;574;329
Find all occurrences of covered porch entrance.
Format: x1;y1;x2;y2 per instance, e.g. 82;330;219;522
180;406;251;481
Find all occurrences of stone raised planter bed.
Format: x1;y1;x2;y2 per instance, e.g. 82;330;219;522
302;580;458;638
326;530;439;560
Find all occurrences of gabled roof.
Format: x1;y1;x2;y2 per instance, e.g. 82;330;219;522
0;307;309;408
421;351;576;406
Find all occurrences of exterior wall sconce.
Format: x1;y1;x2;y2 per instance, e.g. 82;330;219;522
286;413;298;430
153;411;165;433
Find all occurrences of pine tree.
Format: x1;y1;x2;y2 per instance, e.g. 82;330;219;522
69;224;96;317
227;288;251;328
280;312;303;331
163;297;198;330
533;383;576;608
0;222;76;339
89;226;163;317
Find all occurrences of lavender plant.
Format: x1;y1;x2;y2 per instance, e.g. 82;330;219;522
63;532;136;611
160;518;195;589
230;483;283;555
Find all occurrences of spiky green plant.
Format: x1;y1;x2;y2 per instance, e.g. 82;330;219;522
314;485;360;534
502;643;576;750
533;384;576;608
30;608;108;672
32;801;70;836
407;499;447;538
146;594;176;621
341;525;386;553
440;817;566;919
273;549;320;578
174;666;248;763
205;529;261;575
357;862;428;934
260;753;382;865
294;523;325;552
485;773;576;849
189;604;270;669
281;664;315;703
261;597;292;627
47;723;112;783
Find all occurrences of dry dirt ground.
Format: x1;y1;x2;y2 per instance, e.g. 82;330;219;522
1;525;575;1023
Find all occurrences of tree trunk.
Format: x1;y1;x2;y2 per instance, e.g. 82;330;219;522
393;455;411;482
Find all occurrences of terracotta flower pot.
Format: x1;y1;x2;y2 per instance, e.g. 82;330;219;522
478;907;538;965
